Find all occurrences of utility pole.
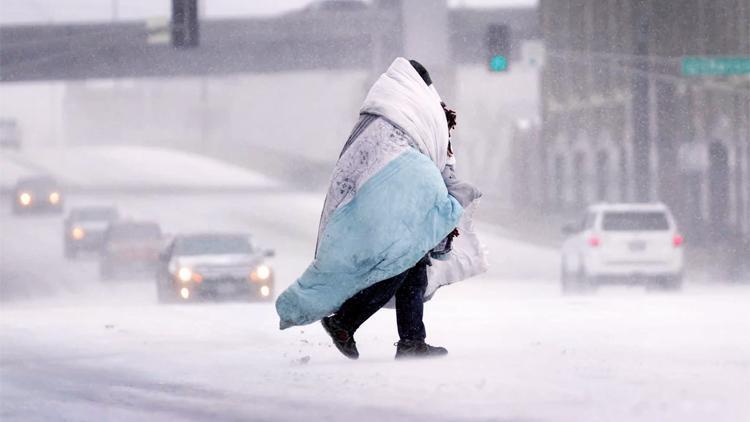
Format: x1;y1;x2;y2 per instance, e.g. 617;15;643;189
631;0;652;202
172;0;199;48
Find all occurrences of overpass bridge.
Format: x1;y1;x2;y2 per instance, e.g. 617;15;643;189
0;6;539;82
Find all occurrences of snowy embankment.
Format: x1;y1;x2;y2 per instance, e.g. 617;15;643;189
0;146;278;192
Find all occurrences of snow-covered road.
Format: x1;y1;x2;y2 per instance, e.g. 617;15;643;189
1;188;749;421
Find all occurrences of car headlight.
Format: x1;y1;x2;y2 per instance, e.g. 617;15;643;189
18;192;31;206
72;226;85;240
260;285;271;297
48;192;60;204
177;267;193;283
251;264;271;281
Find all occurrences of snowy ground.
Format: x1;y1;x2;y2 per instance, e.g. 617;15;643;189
1;149;749;422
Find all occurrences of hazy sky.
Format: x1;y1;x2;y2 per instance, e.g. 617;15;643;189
0;0;537;24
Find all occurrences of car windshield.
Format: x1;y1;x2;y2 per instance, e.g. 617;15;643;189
109;224;161;240
174;235;254;255
602;212;670;231
74;208;117;221
19;179;58;190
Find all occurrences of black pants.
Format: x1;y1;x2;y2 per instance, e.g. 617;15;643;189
335;259;428;341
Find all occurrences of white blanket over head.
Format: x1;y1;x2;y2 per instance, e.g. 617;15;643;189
360;57;450;171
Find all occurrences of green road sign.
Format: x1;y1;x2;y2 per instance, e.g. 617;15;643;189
682;56;750;76
489;55;508;72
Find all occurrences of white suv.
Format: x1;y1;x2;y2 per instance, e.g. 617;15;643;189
561;203;684;292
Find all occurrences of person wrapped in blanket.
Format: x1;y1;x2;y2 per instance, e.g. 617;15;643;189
429;103;482;261
275;58;487;360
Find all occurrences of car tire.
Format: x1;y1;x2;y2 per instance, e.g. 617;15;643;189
668;274;684;291
648;275;683;292
64;244;77;259
156;274;179;303
155;279;165;302
560;260;574;293
582;273;598;293
562;261;596;295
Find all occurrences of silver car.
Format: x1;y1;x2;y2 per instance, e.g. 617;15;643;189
156;233;275;303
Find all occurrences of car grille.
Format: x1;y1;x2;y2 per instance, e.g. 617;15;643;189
195;266;251;280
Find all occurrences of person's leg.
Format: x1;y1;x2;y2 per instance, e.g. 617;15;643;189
323;268;411;359
393;258;448;358
395;260;428;341
335;269;409;333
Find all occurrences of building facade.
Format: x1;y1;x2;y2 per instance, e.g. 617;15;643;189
537;0;750;263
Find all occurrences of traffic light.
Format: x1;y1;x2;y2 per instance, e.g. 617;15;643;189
486;24;510;72
172;0;199;48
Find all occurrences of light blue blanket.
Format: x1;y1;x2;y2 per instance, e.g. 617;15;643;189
276;148;462;329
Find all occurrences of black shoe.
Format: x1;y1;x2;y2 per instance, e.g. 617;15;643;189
395;339;448;359
321;316;359;360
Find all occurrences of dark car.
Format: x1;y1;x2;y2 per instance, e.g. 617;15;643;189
156;233;275;303
12;176;63;214
63;206;119;258
100;221;163;280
